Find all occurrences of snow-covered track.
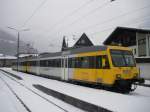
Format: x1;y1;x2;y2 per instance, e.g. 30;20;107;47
0;69;22;80
33;84;111;112
1;68;150;112
139;83;150;87
0;76;31;112
1;70;112;112
0;70;69;112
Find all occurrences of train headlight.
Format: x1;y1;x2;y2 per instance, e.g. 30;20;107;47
116;74;121;79
134;73;138;78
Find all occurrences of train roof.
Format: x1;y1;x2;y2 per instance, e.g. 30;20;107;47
65;45;107;55
40;45;107;58
19;46;107;61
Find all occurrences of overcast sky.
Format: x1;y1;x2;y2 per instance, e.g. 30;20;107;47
0;0;150;52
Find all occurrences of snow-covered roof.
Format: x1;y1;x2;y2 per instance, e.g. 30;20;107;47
19;54;38;58
66;33;94;48
0;55;16;59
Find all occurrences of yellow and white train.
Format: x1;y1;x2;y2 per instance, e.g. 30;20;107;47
12;45;144;93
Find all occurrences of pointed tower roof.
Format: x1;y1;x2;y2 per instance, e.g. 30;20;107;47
61;36;68;51
73;33;93;48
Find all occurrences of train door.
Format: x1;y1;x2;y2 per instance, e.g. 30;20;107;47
61;56;69;81
101;55;111;84
96;56;104;83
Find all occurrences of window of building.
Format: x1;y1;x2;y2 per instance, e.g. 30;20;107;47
138;38;146;56
148;36;150;56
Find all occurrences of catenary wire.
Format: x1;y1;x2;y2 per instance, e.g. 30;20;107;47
78;3;150;31
89;16;150;36
48;0;114;37
21;0;48;28
47;0;94;31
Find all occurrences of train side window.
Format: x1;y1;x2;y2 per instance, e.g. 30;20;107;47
102;56;110;69
89;56;95;68
52;59;55;67
68;58;72;68
71;58;73;68
78;57;82;68
31;61;33;66
53;59;56;67
96;56;102;68
75;57;79;68
54;59;56;67
81;57;89;68
48;60;51;67
58;59;60;67
61;59;63;67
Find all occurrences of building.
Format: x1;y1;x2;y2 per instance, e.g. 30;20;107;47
103;26;150;79
0;54;16;67
61;33;94;51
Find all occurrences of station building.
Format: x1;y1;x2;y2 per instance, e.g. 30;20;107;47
103;27;150;79
61;33;94;51
0;54;16;67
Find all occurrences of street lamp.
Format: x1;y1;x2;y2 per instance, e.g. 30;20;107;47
7;27;29;71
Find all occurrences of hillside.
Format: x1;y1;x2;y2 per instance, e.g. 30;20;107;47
0;30;37;55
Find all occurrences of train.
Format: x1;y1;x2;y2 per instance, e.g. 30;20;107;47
12;45;144;93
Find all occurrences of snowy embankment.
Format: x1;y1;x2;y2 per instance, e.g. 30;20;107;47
1;68;150;112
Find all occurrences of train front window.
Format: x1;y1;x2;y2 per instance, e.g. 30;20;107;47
110;50;135;67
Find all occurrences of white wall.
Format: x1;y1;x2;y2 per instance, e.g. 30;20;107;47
129;45;137;57
137;63;150;80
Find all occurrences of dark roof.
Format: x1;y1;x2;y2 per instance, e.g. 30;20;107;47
73;33;93;48
136;57;150;63
61;33;94;51
61;36;68;51
40;52;61;58
103;26;150;46
66;45;107;56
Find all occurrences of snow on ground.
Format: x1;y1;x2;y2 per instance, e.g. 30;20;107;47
0;76;28;112
1;68;150;112
0;69;85;112
145;80;150;85
0;73;67;112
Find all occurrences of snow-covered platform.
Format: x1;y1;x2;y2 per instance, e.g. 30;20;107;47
1;68;150;112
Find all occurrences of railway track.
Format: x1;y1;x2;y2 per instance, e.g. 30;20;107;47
0;69;112;112
1;69;150;112
0;70;70;112
0;76;31;112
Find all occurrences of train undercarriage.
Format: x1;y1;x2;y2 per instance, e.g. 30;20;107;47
113;78;145;93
